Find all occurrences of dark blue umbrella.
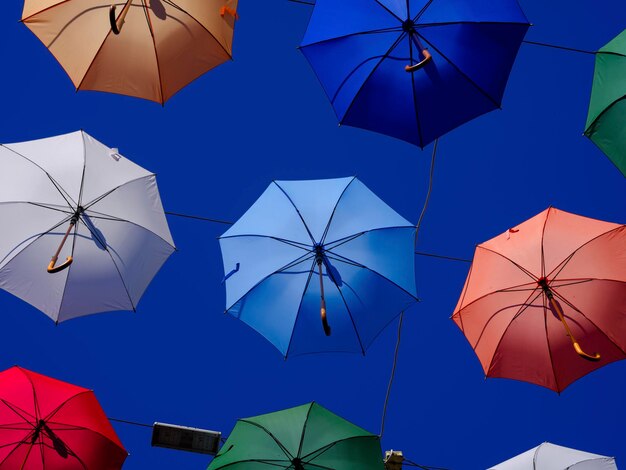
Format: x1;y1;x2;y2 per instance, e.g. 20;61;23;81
300;0;530;147
219;177;417;357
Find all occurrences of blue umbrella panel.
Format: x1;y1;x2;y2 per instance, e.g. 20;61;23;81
300;0;530;147
219;177;418;357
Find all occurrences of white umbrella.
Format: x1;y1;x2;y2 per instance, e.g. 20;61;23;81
0;131;175;322
489;442;618;470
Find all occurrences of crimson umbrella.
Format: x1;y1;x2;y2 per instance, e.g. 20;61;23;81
452;207;626;392
0;366;127;469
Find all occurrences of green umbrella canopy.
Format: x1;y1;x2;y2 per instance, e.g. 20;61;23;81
585;29;626;176
207;402;384;470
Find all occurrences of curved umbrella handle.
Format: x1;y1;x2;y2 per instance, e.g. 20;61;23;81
47;219;76;274
547;292;601;362
573;341;601;362
405;49;432;73
110;0;133;35
47;256;73;274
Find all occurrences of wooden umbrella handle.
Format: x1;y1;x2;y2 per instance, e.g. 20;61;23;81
546;291;601;362
405;49;432;72
317;261;331;336
47;221;76;274
110;0;133;35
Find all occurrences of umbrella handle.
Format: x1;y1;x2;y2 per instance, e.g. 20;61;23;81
405;49;432;73
110;0;133;35
317;261;331;336
547;293;601;362
47;220;76;274
47;256;73;274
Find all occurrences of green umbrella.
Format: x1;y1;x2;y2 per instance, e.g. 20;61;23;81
585;29;626;176
207;403;384;470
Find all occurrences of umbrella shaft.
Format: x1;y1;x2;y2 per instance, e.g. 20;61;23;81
317;261;330;336
51;221;75;262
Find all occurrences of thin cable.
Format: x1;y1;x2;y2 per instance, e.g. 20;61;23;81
522;40;595;55
287;0;315;4
379;139;439;440
379;312;403;438
108;417;153;429
416;138;438;240
165;211;234;225
414;251;470;263
403;458;449;470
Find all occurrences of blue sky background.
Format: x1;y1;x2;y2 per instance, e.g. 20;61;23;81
1;0;625;468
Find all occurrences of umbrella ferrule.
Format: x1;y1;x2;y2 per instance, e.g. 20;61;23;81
402;19;416;33
292;458;304;470
71;206;84;224
537;277;553;298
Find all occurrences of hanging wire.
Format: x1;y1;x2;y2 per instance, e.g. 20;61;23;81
379;312;404;438
287;0;315;4
414;251;470;263
522;40;595;55
403;457;449;470
108;417;153;429
380;139;440;441
165;211;234;225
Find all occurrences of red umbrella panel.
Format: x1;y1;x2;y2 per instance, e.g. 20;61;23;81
0;366;127;469
452;207;626;393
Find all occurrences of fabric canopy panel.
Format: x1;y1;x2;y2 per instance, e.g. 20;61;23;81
489;442;618;470
208;402;384;470
585;29;626;176
300;0;530;147
22;0;238;103
452;207;626;392
219;177;417;357
0;130;175;322
0;366;127;470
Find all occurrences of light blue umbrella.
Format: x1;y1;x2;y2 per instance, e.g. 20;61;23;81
219;177;417;357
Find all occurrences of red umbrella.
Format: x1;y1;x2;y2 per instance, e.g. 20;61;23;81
0;367;127;469
452;208;626;392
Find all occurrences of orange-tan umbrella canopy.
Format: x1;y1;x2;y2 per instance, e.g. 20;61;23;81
452;207;626;393
22;0;238;103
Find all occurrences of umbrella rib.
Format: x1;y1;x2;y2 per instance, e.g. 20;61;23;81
324;225;416;250
0;145;76;209
324;248;419;301
70;218;137;313
79;210;175;249
77;131;88;208
212;459;292;469
339;32;408;125
416;33;501;108
162;0;233;60
408;35;426;146
414;0;436;22
0;215;72;269
542;292;561;393
0;201;72;214
301;435;380;461
416;20;531;28
218;234;311;250
546;225;624;282
55;216;81;322
44;420;128;454
82;174;155;210
143;0;166;104
284;261;316;359
0;400;36;424
540;208;551;279
238;420;295;460
296;402;315;459
475;245;537;281
467;286;541;352
272;181;317;244
21;0;75;21
551;286;626;356
319;177;356;245
484;289;544;375
226;252;315;318
300;26;403;49
373;0;403;22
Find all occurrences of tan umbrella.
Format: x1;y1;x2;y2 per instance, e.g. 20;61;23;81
22;0;238;103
